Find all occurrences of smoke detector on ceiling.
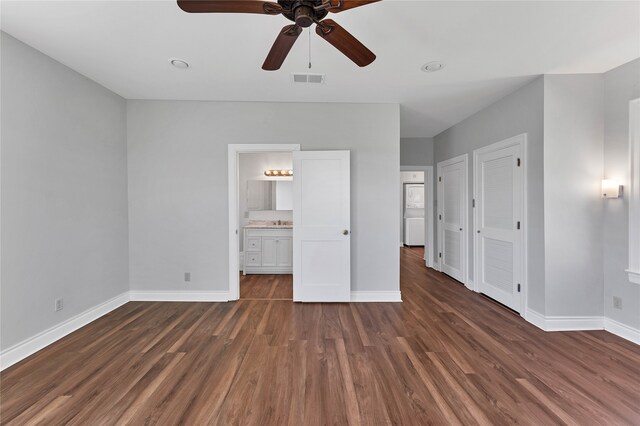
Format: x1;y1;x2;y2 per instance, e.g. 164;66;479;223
291;73;326;84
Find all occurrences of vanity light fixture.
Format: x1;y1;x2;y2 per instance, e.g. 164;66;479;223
264;169;293;177
601;179;622;198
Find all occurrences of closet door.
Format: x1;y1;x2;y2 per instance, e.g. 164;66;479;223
437;155;468;284
475;139;523;312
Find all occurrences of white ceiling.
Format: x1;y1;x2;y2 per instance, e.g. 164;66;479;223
2;0;639;137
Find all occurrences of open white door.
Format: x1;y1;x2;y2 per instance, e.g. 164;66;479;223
437;155;468;285
293;151;351;302
474;137;524;312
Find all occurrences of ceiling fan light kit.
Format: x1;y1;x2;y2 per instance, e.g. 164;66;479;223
177;0;380;70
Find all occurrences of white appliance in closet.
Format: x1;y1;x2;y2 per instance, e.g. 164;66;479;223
404;183;425;246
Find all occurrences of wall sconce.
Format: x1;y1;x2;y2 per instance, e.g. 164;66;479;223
264;169;293;177
601;179;622;199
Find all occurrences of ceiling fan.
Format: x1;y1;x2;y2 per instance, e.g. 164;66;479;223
177;0;380;70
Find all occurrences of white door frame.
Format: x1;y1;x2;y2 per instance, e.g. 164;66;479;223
228;144;300;300
400;166;435;269
436;154;469;288
473;134;528;315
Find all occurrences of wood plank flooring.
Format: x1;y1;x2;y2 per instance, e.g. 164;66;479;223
2;247;639;425
240;273;292;300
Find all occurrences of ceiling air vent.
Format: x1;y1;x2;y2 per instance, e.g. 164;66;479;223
291;73;326;84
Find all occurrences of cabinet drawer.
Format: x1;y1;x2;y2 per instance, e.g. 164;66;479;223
245;252;262;266
246;237;261;252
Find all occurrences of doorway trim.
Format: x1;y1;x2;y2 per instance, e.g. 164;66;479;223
400;166;435;269
228;144;300;301
436;154;469;288
472;134;528;315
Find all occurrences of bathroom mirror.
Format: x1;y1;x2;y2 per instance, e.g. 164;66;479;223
246;180;293;211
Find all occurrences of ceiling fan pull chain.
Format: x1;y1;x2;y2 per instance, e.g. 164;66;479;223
308;28;312;69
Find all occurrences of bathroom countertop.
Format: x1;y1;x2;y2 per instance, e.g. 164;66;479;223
244;221;293;229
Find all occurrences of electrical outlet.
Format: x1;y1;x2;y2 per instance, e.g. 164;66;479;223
55;298;64;312
184;272;191;283
613;296;622;310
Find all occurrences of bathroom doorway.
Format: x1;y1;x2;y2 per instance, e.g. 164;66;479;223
238;151;294;300
228;144;300;301
229;144;353;302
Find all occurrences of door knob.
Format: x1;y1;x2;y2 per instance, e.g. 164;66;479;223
343;230;350;235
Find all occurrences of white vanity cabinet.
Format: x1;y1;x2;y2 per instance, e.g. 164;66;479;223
243;228;293;274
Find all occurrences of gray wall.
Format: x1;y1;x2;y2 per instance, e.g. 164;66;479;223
127;101;400;294
400;138;433;166
433;77;546;313
543;75;604;317
603;59;640;329
1;33;129;350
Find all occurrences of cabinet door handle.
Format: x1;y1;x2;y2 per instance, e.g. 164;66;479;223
343;230;350;235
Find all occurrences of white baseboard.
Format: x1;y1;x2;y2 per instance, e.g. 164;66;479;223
129;291;230;302
0;292;129;371
466;279;475;292
524;308;547;331
525;308;603;331
525;308;639;345
350;291;402;302
544;315;605;331
604;318;640;345
626;269;640;285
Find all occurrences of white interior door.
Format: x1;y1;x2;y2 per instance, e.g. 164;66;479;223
293;151;351;302
437;155;467;284
475;140;523;312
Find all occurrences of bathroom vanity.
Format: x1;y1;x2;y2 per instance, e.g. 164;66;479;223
243;221;293;275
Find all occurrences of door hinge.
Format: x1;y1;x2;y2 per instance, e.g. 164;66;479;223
472;198;475;208
439;252;442;258
517;158;521;167
439;214;442;220
517;221;521;230
517;283;521;292
438;176;442;182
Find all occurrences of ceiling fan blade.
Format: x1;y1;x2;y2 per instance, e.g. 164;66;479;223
328;0;381;13
315;19;375;67
263;25;303;71
177;1;282;15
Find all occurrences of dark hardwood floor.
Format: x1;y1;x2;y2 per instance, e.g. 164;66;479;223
240;273;293;300
2;247;639;425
